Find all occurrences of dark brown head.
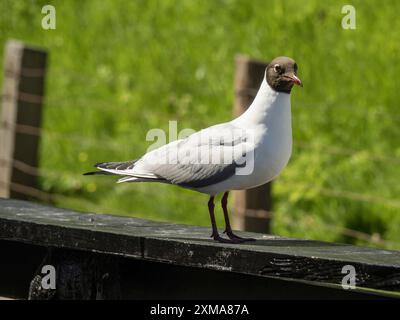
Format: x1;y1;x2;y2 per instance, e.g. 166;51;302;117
266;57;302;94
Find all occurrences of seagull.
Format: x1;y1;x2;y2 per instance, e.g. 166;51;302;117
85;56;302;243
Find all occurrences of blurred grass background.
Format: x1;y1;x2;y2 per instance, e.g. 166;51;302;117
1;0;399;249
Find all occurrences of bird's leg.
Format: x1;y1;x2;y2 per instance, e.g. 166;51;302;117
208;196;241;244
221;192;234;236
221;192;256;242
208;196;219;239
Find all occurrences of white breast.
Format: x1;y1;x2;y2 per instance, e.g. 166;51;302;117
196;79;293;195
253;96;292;182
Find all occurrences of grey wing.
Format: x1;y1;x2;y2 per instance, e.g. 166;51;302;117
153;162;240;188
141;123;250;188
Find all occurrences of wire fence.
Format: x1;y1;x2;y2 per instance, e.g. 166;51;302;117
2;150;400;208
1;145;400;249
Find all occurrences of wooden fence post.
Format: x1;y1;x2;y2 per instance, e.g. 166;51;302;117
232;55;273;234
0;40;47;199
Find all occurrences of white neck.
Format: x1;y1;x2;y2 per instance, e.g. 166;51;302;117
233;78;291;126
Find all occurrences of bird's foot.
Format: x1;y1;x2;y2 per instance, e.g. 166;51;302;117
224;230;256;242
210;232;244;244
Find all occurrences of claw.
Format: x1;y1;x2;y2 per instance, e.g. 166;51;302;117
213;234;244;244
225;230;256;242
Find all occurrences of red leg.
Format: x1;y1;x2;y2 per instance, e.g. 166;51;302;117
221;192;256;242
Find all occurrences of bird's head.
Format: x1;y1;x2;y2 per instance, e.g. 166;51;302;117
266;56;302;94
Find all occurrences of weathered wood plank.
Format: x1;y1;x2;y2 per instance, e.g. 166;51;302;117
1;240;388;300
0;198;399;296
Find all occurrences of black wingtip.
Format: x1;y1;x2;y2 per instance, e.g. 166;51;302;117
83;170;115;176
94;162;105;168
83;171;97;176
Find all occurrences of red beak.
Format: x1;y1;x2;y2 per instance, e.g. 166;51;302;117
288;74;303;87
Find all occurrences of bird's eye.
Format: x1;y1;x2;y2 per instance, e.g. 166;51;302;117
273;64;282;73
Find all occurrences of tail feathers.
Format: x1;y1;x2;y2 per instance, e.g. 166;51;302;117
85;159;168;184
83;160;137;176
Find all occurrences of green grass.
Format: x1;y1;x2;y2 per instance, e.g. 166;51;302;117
1;0;400;249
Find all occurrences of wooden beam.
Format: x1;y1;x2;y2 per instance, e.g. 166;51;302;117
0;198;400;299
232;55;272;234
0;40;47;199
